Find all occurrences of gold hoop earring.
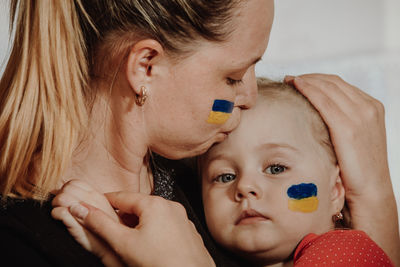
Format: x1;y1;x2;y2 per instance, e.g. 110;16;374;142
332;212;343;223
136;86;147;106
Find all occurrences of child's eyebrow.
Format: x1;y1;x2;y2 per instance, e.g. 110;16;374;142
257;143;300;153
201;153;229;165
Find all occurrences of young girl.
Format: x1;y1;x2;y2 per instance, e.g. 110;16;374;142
199;78;395;266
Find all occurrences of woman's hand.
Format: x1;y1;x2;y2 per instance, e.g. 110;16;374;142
52;180;124;267
54;190;215;267
285;74;400;265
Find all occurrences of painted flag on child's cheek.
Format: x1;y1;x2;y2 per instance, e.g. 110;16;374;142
206;99;234;124
287;183;318;213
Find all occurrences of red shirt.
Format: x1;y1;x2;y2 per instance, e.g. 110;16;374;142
293;230;394;266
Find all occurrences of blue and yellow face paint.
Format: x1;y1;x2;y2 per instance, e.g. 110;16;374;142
287;183;318;213
207;99;234;124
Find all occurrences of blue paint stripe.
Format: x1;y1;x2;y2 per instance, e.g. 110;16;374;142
212;100;234;113
287;183;317;199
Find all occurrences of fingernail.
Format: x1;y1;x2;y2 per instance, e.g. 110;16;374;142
69;204;89;220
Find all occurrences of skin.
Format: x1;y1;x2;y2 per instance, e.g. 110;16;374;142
53;0;400;265
201;96;345;266
53;0;275;266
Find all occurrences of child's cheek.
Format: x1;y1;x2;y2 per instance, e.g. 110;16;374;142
287;182;319;213
206;99;234;124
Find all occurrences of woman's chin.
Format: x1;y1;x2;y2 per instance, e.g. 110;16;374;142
154;133;229;159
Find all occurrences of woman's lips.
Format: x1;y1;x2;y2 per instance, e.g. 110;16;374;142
235;209;269;225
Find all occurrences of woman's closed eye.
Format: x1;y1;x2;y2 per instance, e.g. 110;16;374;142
264;164;287;175
214;173;236;183
226;77;243;86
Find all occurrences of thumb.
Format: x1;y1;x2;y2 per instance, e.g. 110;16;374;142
69;203;136;257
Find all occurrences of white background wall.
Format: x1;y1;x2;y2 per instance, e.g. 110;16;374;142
0;1;399;224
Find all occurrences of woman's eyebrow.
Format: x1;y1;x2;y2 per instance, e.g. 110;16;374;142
241;56;262;69
227;56;262;72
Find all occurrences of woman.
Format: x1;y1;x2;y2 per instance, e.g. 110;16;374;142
0;0;398;266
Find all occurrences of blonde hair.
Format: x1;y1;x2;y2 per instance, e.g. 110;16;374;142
256;78;337;164
0;0;240;200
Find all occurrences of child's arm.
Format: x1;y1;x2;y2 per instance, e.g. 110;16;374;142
285;74;400;266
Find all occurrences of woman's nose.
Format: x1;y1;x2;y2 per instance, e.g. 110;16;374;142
235;69;257;109
234;176;262;201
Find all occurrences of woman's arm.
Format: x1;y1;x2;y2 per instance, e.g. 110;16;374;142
285;74;400;266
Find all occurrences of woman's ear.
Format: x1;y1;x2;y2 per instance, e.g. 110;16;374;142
330;165;345;214
125;39;164;96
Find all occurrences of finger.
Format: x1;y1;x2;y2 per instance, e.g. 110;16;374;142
104;191;161;217
58;180;108;206
53;206;126;267
55;181;120;222
292;77;349;128
52;192;81;208
294;76;384;130
51;206;92;249
69;203;136;256
295;76;357;113
101;252;126;267
296;73;371;101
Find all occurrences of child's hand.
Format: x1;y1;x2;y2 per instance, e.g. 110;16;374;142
52;179;124;267
285;74;400;266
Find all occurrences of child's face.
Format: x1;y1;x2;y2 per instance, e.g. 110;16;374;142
201;98;343;263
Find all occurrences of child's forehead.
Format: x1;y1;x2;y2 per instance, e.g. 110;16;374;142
204;104;317;158
249;96;310;126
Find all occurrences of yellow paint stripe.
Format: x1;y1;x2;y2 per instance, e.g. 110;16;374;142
288;196;319;213
207;111;231;124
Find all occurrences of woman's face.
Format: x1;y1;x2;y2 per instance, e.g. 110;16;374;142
146;0;274;159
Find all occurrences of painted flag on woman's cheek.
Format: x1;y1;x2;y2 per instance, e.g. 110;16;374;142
207;99;234;124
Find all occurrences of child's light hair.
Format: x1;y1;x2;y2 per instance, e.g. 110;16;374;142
257;77;337;165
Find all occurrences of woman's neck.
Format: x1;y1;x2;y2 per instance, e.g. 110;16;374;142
59;80;153;194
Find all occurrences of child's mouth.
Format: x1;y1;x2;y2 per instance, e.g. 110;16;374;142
235;209;269;225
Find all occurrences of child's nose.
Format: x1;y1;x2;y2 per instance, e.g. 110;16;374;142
234;177;262;201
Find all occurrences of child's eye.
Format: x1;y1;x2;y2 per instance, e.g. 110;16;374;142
226;78;243;86
215;173;236;183
265;164;287;175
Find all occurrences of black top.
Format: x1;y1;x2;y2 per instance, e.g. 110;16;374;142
0;155;247;267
